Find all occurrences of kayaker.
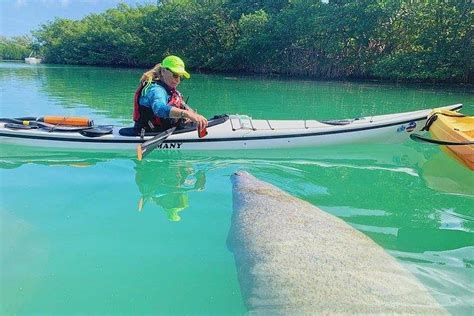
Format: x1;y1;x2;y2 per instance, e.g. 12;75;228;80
133;55;208;133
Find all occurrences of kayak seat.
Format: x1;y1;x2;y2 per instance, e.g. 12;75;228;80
119;127;152;137
119;114;229;137
79;126;114;137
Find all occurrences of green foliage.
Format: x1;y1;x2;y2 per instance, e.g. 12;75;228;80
224;0;289;18
0;36;32;60
235;9;271;71
371;1;473;82
19;0;473;83
34;4;153;66
141;0;238;70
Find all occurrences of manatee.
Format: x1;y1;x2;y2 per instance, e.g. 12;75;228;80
0;210;50;314
228;171;446;315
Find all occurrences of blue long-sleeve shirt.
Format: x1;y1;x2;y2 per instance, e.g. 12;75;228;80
139;83;173;118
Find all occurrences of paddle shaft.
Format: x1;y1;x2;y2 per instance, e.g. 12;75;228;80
0;118;112;135
137;127;176;161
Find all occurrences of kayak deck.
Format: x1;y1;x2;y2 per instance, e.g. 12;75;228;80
0;104;463;152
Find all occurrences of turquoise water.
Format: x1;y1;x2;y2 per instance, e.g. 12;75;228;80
1;62;473;314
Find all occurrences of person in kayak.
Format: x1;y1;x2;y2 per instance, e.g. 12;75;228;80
133;55;208;133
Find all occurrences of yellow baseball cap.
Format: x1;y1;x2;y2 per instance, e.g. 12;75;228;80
162;55;190;79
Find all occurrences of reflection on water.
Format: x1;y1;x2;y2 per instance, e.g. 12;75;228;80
422;152;474;197
1;143;471;228
0;62;139;123
2;62;472;124
0;142;472;313
134;160;206;221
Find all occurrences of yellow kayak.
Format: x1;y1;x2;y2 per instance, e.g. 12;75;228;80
423;109;474;170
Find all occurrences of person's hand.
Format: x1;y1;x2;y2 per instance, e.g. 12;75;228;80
187;111;208;131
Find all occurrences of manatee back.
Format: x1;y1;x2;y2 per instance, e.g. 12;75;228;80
229;171;446;314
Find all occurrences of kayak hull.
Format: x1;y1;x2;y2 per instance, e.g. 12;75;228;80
0;104;463;153
428;109;474;170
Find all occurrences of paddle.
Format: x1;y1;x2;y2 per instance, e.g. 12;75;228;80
410;133;474;146
1;116;92;127
137;127;176;161
1;118;113;136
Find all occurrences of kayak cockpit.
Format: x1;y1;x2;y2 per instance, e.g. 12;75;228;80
118;114;230;137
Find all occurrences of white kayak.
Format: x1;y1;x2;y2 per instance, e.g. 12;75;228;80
0;104;463;152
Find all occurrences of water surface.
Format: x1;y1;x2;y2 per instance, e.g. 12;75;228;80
1;62;473;314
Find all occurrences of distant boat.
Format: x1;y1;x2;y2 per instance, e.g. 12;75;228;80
25;51;42;64
24;57;42;64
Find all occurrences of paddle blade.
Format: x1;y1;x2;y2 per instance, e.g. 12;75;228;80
137;127;176;161
137;144;144;161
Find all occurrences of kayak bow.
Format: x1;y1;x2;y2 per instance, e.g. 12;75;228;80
411;108;473;170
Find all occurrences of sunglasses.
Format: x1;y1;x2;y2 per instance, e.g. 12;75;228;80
166;68;182;79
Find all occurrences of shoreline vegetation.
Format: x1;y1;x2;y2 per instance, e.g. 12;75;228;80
0;0;472;83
